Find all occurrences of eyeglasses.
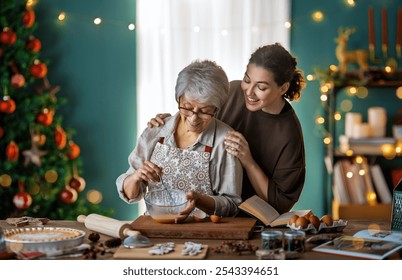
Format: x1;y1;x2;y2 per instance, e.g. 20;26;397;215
178;98;217;120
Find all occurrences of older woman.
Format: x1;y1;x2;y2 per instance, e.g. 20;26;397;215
116;60;242;217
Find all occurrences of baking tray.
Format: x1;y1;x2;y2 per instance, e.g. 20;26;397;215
3;226;85;253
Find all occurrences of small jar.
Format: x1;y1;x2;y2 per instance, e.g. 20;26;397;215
283;231;305;259
261;230;283;250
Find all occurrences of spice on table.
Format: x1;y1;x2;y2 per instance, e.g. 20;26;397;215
104;237;122;248
88;232;100;243
212;240;258;256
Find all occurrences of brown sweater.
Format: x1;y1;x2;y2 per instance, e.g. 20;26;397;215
216;80;306;214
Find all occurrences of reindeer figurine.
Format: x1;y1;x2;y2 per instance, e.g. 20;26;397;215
335;27;369;75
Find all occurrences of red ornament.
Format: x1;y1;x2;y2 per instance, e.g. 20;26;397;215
36;108;54;126
26;37;41;52
0;28;17;45
13;181;33;210
68;176;86;192
58;187;78;204
0;97;16;114
22;10;35;28
13;191;32;209
67;141;80;160
54;125;67;149
11;73;26;88
6;140;19;162
29;61;47;79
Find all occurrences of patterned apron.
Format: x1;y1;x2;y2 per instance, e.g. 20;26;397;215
149;137;213;195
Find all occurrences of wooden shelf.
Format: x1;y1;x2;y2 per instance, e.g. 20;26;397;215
324;78;401;217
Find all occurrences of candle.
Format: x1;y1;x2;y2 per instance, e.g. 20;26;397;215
368;7;375;59
397;8;402;57
381;8;388;56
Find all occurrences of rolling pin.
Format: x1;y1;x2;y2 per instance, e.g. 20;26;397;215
77;213;141;239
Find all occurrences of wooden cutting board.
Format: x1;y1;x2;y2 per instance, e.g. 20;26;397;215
113;244;208;260
130;215;257;240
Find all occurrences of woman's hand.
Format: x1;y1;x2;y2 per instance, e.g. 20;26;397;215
134;160;162;183
224;130;253;166
179;191;198;215
147;113;171;128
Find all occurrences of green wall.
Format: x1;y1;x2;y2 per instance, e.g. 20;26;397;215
291;0;401;215
35;0;138;220
35;0;401;220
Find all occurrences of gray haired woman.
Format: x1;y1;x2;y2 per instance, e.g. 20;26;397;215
116;60;243;217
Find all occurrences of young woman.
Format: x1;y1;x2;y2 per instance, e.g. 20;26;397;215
148;43;306;214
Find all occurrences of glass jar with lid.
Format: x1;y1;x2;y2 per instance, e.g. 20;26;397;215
261;230;283;250
283;230;305;259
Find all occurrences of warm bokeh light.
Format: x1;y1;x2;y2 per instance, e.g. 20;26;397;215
366;191;377;206
0;174;12;187
128;23;135;30
87;189;103;204
396;87;402;99
312;11;324;22
306;74;314;81
316;116;325;125
320;94;328;102
345;0;356;7
348;86;357;95
368;223;381;233
26;0;37;8
28;184;41;195
44;169;58;183
340;100;353;112
381;144;396;159
58;12;66;21
345;150;354;156
284;21;291;29
329;64;338;71
355;156;364;164
323;137;331;145
346;171;353;179
320;85;329;93
94;17;102;25
334;112;342;121
356;86;368;99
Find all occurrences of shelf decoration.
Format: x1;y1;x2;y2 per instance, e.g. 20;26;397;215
313;18;402;160
368;6;375;61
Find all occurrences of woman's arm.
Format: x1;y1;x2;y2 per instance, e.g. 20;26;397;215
116;127;162;203
224;130;269;200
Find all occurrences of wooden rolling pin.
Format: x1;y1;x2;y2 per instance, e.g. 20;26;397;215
77;213;141;239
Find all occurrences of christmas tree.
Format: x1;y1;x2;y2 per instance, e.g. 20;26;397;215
0;0;111;219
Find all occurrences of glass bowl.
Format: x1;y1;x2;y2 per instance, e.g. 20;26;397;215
144;189;188;224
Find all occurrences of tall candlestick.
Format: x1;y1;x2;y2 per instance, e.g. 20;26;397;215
368;7;375;61
397;8;402;58
381;8;388;58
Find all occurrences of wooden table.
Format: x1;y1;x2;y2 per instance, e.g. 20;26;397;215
0;218;399;260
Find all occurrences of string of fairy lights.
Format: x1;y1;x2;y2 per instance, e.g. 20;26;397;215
26;0;357;34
